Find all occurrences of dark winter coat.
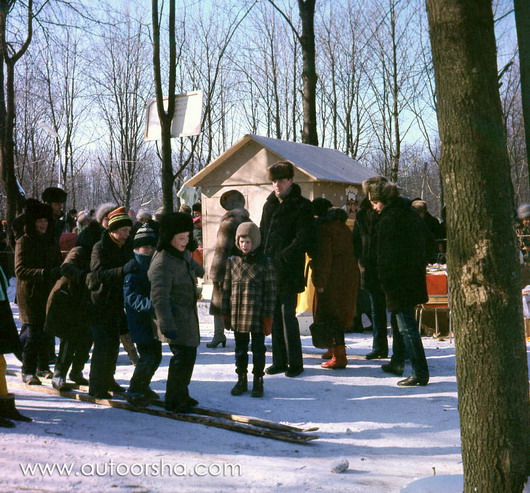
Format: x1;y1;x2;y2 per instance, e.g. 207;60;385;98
0;266;21;355
86;230;133;327
77;220;104;252
209;208;251;315
149;248;201;347
124;252;158;346
260;183;314;294
15;233;63;325
44;246;91;339
376;197;429;311
221;250;277;333
312;209;360;331
352;198;382;292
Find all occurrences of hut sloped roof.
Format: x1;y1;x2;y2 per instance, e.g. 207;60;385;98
184;134;377;186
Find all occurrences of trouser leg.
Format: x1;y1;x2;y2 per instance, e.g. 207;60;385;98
165;344;197;410
368;288;389;354
89;323;120;394
22;324;45;375
250;332;266;377
394;307;429;381
280;292;303;369
130;341;162;393
234;332;249;375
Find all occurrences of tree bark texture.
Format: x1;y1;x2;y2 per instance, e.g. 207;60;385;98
514;0;530;188
425;1;529;491
297;0;318;146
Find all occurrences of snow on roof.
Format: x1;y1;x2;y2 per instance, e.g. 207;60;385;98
184;134;377;186
249;134;377;183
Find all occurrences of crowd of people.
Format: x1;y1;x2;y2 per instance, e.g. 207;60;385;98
0;165;448;428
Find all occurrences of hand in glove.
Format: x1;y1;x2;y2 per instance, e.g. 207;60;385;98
262;317;273;336
123;259;138;275
46;266;62;282
163;330;178;340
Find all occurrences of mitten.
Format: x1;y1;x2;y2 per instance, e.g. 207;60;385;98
123;259;138;275
262;317;273;336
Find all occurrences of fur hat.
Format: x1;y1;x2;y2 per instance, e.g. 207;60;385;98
312;197;332;218
24;201;53;235
76;210;91;225
136;208;152;221
235;221;261;252
267;160;294;181
220;190;245;211
41;187;67;204
411;199;427;214
517;203;530;220
362;176;398;204
133;224;157;249
157;212;193;251
95;202;117;224
107;206;133;231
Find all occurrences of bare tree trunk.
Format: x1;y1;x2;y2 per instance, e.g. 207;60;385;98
514;0;530;188
152;0;177;213
0;0;33;227
425;1;530;491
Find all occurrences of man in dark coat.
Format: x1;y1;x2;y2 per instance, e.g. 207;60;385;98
364;177;430;386
260;161;314;378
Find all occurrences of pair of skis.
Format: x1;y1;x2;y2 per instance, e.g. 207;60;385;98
7;371;319;444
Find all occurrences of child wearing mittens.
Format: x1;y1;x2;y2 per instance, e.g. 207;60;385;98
222;222;277;397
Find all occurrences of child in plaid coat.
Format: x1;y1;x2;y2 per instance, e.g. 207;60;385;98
222;222;277;397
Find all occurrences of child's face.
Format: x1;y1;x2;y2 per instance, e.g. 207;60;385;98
136;245;155;255
171;231;189;252
239;236;252;254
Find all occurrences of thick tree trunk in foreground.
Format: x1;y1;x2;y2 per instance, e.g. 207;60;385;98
425;1;529;491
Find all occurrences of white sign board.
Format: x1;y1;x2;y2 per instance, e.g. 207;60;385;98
144;90;203;141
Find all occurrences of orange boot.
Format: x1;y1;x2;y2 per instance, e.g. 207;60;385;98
321;345;348;369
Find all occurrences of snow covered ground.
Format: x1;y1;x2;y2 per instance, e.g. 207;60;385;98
2;282;529;493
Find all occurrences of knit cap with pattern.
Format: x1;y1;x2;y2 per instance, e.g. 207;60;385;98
107;206;133;231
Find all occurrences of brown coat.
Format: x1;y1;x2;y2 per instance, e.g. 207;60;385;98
15;233;63;325
311;211;360;331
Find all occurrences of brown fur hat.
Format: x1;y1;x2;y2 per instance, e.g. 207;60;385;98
267;161;294;181
220;190;245;211
235;221;261;252
362;177;398;204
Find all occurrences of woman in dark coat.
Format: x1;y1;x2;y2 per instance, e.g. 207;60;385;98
15;202;62;384
312;207;360;369
45;242;94;390
0;265;32;427
364;177;430;386
149;212;204;412
87;206;135;398
207;190;251;348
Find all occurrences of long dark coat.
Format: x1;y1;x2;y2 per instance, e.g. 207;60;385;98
15;233;62;325
352;198;382;292
376;197;429;311
312;210;360;331
87;230;133;328
149;249;201;347
0;267;20;355
221;250;277;333
45;246;91;339
260;183;314;294
209;208;250;315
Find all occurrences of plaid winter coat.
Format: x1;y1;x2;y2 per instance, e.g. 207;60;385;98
221;251;277;333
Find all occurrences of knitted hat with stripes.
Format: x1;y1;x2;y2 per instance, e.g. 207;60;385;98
134;224;157;248
107;206;133;231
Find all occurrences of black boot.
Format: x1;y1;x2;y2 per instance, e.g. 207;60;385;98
0;394;32;422
52;367;68;391
0;416;15;428
69;370;88;386
230;374;248;396
251;376;263;398
21;374;41;385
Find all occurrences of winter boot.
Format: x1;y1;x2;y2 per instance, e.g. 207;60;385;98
321;345;348;369
251;376;264;398
52;367;68;391
21;374;41;385
69;370;88;386
0;416;15;428
230;374;248;396
321;349;333;359
0;394;32;422
120;333;139;366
